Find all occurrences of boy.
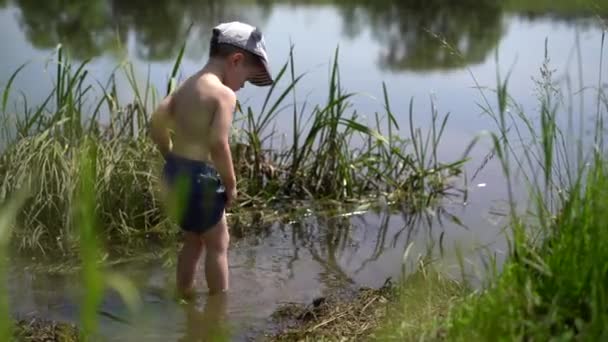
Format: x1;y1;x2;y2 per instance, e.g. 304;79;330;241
149;21;273;299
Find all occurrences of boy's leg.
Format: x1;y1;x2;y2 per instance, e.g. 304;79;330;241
202;214;230;294
177;231;205;298
181;291;229;340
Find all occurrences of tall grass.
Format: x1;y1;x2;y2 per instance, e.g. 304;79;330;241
0;140;141;340
235;46;464;206
73;139;141;340
442;34;607;341
378;30;608;341
0;44;463;256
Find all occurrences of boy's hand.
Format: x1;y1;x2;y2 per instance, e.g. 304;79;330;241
225;186;237;208
149;95;174;157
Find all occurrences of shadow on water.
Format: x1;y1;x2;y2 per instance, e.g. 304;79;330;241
8;195;494;340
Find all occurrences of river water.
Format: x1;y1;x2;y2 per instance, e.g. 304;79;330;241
1;0;606;340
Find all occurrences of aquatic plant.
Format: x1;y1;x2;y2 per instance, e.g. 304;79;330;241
0;44;462;256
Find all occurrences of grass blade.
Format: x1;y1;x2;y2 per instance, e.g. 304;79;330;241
2;62;28;114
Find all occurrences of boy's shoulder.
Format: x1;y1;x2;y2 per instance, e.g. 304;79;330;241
190;73;236;106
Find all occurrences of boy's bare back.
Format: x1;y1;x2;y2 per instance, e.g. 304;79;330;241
169;72;236;164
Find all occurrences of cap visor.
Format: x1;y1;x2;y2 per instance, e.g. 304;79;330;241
249;59;273;87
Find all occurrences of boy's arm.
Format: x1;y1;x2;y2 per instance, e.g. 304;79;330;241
209;89;237;199
149;96;174;158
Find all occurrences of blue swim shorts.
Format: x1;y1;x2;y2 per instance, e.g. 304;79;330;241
162;153;227;234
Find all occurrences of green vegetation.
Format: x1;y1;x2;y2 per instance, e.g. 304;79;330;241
434;36;608;342
438;161;608;340
0;45;461;259
270;261;466;341
1;2;605;340
0;185;26;341
13;318;78;341
370;264;467;341
376;33;608;340
0;42;463;341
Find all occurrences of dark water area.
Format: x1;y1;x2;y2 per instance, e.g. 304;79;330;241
1;0;606;339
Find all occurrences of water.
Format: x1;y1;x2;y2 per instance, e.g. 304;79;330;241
2;0;606;340
11;204;497;340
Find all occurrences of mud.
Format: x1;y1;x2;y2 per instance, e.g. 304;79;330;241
266;279;394;341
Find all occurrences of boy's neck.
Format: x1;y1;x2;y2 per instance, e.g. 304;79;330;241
200;58;227;83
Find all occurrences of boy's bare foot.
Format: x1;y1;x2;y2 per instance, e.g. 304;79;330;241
176;287;197;303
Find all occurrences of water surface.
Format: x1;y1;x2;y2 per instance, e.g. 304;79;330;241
2;0;606;339
11;203;501;340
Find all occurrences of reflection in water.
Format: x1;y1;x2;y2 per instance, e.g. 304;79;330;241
334;0;504;71
179;293;229;342
13;0;116;59
10;0;271;60
284;202;464;290
294;214;358;286
4;0;498;70
109;0;272;61
4;0;601;70
354;209;432;274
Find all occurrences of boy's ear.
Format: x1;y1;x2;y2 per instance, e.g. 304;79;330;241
229;52;245;66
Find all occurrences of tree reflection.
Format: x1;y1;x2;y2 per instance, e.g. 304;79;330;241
7;0;597;72
335;0;504;71
10;0;272;60
14;0;115;58
109;0;271;60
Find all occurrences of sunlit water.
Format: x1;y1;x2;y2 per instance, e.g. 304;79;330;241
1;0;606;339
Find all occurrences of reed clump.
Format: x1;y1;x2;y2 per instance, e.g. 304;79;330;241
0;45;463;256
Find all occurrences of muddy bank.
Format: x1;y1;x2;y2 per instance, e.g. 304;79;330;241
265;280;394;341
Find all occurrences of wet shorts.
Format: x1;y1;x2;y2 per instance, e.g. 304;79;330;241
162;153;227;234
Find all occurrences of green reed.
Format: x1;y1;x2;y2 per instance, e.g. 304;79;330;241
1;139;143;341
234;46;462;206
0;43;462;258
378;29;608;341
75;138;103;340
446;31;608;342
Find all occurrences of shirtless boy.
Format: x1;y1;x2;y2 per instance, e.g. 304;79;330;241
149;22;273;298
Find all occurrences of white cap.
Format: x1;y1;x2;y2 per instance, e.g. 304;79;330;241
212;21;273;87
